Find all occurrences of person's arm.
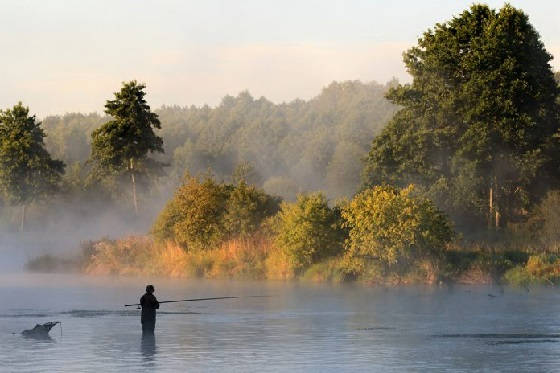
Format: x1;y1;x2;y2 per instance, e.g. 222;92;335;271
140;295;146;308
154;297;160;309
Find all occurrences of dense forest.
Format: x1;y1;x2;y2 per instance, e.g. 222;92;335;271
4;4;560;285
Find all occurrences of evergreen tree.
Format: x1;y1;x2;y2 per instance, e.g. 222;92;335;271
0;103;65;231
89;81;164;213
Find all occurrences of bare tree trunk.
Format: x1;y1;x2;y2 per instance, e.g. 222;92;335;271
20;204;26;232
494;177;500;229
130;158;138;215
488;185;493;229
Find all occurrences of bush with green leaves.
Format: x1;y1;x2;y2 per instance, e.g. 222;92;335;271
152;174;279;250
152;175;228;250
341;185;454;276
224;181;280;237
504;254;560;286
272;193;345;273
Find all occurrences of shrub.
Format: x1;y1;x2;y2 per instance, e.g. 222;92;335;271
152;175;229;250
302;257;347;283
341;184;454;277
272;193;345;273
223;181;280;237
505;254;560;286
152;174;279;250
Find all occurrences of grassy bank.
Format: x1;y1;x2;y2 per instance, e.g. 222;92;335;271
79;235;292;280
27;236;537;286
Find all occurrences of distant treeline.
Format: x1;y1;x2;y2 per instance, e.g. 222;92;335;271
0;80;397;233
42;80;397;201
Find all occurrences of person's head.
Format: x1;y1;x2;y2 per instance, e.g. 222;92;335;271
146;285;155;294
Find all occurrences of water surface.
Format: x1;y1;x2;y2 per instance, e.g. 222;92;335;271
1;273;560;372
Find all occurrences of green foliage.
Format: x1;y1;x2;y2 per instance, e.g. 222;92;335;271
504;254;560;286
89;81;164;210
152;175;229;250
0;103;65;206
91;81;163;172
272;193;345;273
528;190;560;249
342;185;454;276
156;80;397;199
441;248;527;283
152;174;279;250
302;257;347;283
363;4;560;230
43;113;106;165
224;181;280;237
33;80;396;211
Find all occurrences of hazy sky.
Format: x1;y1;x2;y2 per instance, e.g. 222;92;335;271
1;0;559;116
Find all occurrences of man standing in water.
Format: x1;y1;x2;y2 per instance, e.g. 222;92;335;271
140;285;159;334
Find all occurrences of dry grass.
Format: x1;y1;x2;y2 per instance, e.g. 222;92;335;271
83;234;296;280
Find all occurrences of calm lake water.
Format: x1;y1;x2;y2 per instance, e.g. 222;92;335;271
1;273;560;372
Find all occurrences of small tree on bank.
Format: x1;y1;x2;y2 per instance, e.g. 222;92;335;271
342;185;454;277
0;103;65;231
152;173;280;250
272;193;345;273
89;81;163;214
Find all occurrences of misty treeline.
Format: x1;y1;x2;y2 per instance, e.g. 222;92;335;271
0;79;397;233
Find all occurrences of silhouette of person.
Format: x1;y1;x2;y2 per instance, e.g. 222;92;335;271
140;284;159;334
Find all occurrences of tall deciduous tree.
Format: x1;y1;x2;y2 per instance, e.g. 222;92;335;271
90;81;164;214
363;4;560;230
0;103;65;231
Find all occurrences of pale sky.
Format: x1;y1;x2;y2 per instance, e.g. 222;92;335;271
1;0;559;117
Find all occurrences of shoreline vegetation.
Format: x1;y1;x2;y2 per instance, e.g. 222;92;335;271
25;174;560;287
24;236;551;287
26;236;559;287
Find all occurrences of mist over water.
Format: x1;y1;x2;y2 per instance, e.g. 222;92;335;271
1;275;560;372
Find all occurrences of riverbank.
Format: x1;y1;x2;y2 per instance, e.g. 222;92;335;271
25;235;547;286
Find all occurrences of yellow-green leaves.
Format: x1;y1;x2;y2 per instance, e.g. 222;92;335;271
152;175;279;251
272;193;344;273
342;185;453;275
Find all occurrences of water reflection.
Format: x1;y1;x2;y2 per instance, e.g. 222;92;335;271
141;333;157;366
3;276;560;372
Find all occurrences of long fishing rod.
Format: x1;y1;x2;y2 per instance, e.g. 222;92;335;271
124;296;238;307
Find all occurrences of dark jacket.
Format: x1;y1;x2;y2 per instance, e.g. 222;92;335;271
140;293;159;324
